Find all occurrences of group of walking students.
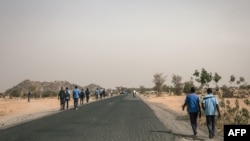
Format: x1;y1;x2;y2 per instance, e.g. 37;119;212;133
58;86;109;111
58;85;220;139
182;87;221;139
58;86;89;110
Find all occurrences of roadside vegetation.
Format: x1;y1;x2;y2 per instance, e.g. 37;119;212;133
1;68;249;135
150;68;250;135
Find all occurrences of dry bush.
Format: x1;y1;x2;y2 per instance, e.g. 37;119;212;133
217;97;250;133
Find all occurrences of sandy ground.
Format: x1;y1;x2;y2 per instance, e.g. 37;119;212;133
138;94;250;141
1;94;249;140
0;96;98;129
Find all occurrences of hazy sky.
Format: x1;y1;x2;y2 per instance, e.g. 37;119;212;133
0;0;250;92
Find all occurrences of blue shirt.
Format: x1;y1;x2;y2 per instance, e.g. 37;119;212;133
202;94;218;115
185;93;200;113
95;89;99;95
73;88;80;99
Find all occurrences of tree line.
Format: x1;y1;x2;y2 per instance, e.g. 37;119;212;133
151;68;249;97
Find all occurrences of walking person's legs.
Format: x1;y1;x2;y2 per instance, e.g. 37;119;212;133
60;99;63;110
86;96;89;103
206;115;213;138
66;100;69;109
189;112;198;135
74;98;77;109
76;98;79;109
211;115;216;137
74;98;79;110
62;102;65;110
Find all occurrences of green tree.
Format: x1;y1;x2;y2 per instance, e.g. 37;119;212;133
9;89;21;98
193;68;213;88
153;73;167;96
213;72;222;86
171;74;183;95
236;80;241;85
229;75;236;86
193;69;200;83
183;81;194;94
162;84;171;93
237;76;246;88
240;77;245;82
213;72;222;92
139;85;146;94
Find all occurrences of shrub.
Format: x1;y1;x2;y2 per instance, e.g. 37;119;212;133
42;91;57;98
244;99;250;105
9;89;21;98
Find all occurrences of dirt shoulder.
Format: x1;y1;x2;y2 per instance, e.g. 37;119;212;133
138;94;224;141
0;96;98;129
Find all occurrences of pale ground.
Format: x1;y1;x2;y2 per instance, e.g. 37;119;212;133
0;96;98;129
1;94;249;141
138;93;250;141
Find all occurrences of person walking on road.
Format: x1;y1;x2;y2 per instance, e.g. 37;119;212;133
103;88;106;99
133;90;136;98
73;86;80;110
80;88;85;105
65;87;70;110
95;88;99;100
85;88;90;103
182;87;201;136
100;88;103;100
202;88;221;139
58;87;66;110
110;89;113;97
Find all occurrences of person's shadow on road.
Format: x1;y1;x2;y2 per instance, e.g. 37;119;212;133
149;130;206;141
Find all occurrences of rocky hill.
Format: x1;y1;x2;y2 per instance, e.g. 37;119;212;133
5;79;102;98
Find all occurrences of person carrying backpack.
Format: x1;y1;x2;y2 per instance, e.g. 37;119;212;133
58;87;66;110
65;87;71;110
85;88;90;103
80;88;85;105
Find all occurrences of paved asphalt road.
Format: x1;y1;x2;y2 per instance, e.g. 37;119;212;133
0;95;175;141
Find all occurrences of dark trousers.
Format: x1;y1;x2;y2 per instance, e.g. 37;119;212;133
80;98;84;105
206;115;216;136
60;99;65;110
74;98;79;109
86;96;89;103
65;99;69;109
189;112;198;135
